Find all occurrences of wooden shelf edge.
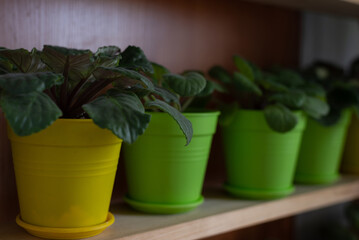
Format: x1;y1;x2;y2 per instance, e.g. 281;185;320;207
2;176;359;240
119;176;359;240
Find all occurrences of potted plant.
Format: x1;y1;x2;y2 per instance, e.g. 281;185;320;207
0;45;192;239
209;56;328;199
295;62;357;184
123;63;220;214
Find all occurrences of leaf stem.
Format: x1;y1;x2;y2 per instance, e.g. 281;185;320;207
181;96;195;112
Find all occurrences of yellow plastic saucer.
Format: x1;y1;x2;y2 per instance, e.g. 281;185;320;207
16;212;114;239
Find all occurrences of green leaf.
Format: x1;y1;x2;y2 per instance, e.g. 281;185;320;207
257;74;288;92
151;62;170;84
298;81;326;97
272;68;304;88
197;80;216;97
94;67;154;91
118;46;153;74
269;90;306;109
0;56;13;74
145;99;193;145
41;45;94;81
0;72;64;94
317;108;341;126
264;104;298;133
94;46;121;68
233;55;254;81
327;84;359;110
218;102;238;126
302;96;330;119
208;66;232;84
233;72;262;95
83;89;151;144
0;48;47;73
153;86;180;106
164;72;207;97
0;91;62;136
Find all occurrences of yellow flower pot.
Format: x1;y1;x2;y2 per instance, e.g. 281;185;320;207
8;119;122;239
342;114;359;174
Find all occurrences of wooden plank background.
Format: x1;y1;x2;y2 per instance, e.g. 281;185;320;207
0;0;300;233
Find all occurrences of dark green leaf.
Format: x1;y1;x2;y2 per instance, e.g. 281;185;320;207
218;102;238;126
269;90;306;109
93;67;154;90
164;72;206;97
233;72;262;95
327;84;359;110
0;48;47;73
118;46;153;74
302;96;330;119
298;81;326;97
153;86;180;106
83;89;151;144
94;46;121;68
197;80;216;97
41;45;94;81
0;72;64;94
257;74;288;92
233;55;254;81
208;66;232;84
272;68;304;88
1;91;62;136
264;104;298;132
151;62;170;84
145;99;193;145
317;108;342;126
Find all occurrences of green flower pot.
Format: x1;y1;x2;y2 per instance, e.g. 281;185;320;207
123;111;219;214
295;110;351;184
222;110;306;199
341;114;359;174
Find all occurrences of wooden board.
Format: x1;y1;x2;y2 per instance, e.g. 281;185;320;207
0;0;300;224
1;175;359;240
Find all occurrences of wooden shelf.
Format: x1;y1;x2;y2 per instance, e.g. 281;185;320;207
245;0;359;17
1;175;359;240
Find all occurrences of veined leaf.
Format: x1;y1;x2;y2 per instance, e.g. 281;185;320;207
208;66;232;84
41;45;94;81
197;80;216;97
269;90;306;109
164;72;206;97
83;89;151;144
264;104;298;133
153;86;180;106
0;91;62;136
273;68;305;88
94;46;121;68
233;71;262;95
302;96;330;119
0;48;47;73
0;72;63;94
118;46;153;74
94;67;154;91
298;81;326;97
218;102;238;126
233;55;254;81
145;99;193;145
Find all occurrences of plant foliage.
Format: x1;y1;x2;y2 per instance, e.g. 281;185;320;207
209;56;329;132
0;45;193;144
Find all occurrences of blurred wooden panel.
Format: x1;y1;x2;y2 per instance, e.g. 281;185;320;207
202;217;294;240
0;0;300;224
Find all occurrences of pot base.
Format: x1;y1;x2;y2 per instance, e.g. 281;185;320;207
295;173;339;184
124;195;204;214
224;183;294;200
16;212;114;239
